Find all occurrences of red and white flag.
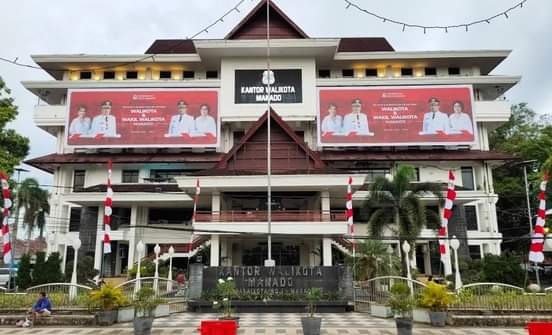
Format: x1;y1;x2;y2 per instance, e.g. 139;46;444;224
529;173;549;263
0;173;12;264
346;176;355;256
103;160;113;254
439;170;455;276
188;179;200;252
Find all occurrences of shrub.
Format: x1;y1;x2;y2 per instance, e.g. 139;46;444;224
305;287;322;317
213;277;237;319
133;287;164;318
88;284;127;310
479;253;525;287
419;282;454;311
127;258;169;278
16;254;33;289
32;252;47;285
65;255;98;284
388;282;413;318
44;252;64;283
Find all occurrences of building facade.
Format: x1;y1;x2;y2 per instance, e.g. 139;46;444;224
23;1;519;277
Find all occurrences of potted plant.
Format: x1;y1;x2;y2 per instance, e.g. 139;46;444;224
133;287;164;335
214;277;239;324
301;287;322;335
88;284;127;326
387;283;414;335
419;282;453;327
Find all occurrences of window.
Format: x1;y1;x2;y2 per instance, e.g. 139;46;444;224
424;67;437;76
122;170;139;183
103;71;115;79
469;245;481;259
401;68;413;76
79;71;92;80
448;67;460;75
149;170;188;183
465;205;478;230
183;71;195;79
233;131;245;144
413;168;420;181
461;166;475;190
365;68;378;77
111;207;131;229
73;170;86;192
362;168;390;182
126;71;138;79
149;208;193;225
69;208;82;232
159;71;172;79
342;69;354;78
206;70;218;79
318;69;330;78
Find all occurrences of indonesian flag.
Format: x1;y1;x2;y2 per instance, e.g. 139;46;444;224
529;173;549;263
103;160;113;254
1;173;12;264
346;176;355;256
439;171;455;276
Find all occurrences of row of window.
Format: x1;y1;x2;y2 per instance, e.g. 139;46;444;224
78;70;218;80
318;67;462;78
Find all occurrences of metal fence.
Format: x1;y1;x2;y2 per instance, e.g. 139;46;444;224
115;277;185;301
354;276;428;305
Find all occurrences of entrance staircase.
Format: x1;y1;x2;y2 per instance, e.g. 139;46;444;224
331;237;353;256
159;235;211;261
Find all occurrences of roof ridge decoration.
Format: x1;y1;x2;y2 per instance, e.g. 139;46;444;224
225;0;308;40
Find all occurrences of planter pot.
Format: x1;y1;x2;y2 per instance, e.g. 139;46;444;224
133;317;154;335
301;317;322;335
154;304;170;317
395;318;413;335
412;308;431;324
429;311;447;327
96;310;118;326
218;316;240;326
370;304;393;318
118;307;135;323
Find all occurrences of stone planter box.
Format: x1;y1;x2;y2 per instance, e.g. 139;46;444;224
370;304;393;318
188;300;350;313
413;308;430;324
154;304;170;317
117;307;135;323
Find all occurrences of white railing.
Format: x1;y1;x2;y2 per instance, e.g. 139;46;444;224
355;276;427;304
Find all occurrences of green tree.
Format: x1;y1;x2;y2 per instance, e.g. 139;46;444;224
350;240;400;280
366;165;442;273
15;253;33;289
32;251;47;285
44;252;64;283
16;178;50;240
479;253;525;287
0;77;29;174
65;255;98;283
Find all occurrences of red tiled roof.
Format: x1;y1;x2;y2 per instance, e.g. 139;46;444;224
337;37;394;52
81;184;181;193
320;150;515;161
145;39;197;54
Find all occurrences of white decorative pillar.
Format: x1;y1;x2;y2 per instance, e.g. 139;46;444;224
212;191;221;221
127;205;138;270
94;206;105;271
321;190;330;221
154;244;161;294
423;244;432;275
69;237;81;301
402;241;414;296
450;236;463;291
210;234;220;266
323;238;332;266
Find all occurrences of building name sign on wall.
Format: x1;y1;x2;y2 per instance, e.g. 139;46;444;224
235;69;303;104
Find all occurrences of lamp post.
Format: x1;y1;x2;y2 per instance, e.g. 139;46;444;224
69;237;81;301
134;240;145;295
154;244;161;294
402;240;413;296
8;167;29;291
167;246;175;292
450;236;462;291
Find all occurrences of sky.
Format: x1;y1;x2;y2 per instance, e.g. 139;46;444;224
0;0;551;186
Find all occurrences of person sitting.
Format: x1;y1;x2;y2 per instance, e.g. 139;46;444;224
29;292;52;323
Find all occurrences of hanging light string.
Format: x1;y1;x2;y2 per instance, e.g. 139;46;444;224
344;0;528;33
0;0;251;73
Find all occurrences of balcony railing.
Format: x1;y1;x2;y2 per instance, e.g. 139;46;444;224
195;210;346;222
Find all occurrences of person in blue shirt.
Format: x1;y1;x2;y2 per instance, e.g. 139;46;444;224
30;292;52;322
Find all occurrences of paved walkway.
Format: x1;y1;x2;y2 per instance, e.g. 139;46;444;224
0;313;528;335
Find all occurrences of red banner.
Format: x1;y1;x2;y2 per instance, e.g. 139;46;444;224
318;86;475;146
66;89;219;148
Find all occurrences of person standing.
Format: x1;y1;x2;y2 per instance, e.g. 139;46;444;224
421;97;449;135
448;101;474;135
342;98;374;136
90;100;117;137
68;105;91;136
194;104;217;136
168;100;195;136
321;103;343;134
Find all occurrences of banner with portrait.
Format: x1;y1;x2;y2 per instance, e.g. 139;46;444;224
318;85;476;147
66;89;219;148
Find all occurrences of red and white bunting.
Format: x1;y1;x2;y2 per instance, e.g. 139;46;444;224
0;173;12;264
439;170;455;276
103;160;113;254
346;176;355;256
188;179;200;252
529;173;549;263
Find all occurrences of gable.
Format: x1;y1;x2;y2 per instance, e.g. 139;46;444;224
225;0;308;40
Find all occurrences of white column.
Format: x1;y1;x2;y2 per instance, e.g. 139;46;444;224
423;244;432;275
94;206;105;271
61;244;68;274
210;234;220;266
322;238;332;266
321;190;330;221
115;243;122;275
127;205;138;270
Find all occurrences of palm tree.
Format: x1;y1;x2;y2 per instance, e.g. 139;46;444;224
16;178;50;240
366;165;442;274
351;240;400;281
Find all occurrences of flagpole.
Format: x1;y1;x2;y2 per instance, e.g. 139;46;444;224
264;0;274;267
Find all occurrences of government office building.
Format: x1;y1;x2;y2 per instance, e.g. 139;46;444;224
23;1;519;277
